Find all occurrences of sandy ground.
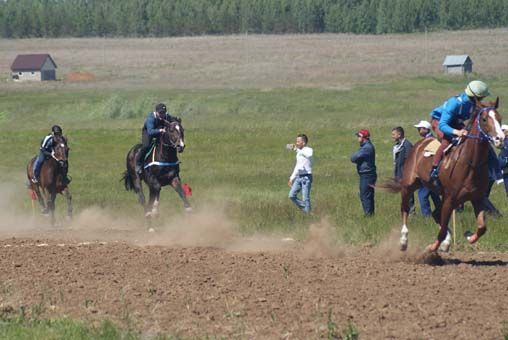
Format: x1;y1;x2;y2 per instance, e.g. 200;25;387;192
0;211;507;340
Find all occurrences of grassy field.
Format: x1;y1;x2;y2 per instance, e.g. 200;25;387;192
1;76;508;251
1;31;508;339
1;30;508;252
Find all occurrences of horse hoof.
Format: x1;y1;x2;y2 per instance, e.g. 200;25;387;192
400;243;408;251
185;207;193;213
464;231;478;244
439;241;450;252
427;241;440;253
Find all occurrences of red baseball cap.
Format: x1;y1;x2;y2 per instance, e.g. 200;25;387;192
356;129;370;138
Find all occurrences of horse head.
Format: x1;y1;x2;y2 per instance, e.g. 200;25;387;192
474;97;504;148
52;135;69;168
162;118;185;153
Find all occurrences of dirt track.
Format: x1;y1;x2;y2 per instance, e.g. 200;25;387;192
1;235;507;340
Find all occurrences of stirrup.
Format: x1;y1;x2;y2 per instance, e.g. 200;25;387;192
430;167;439;179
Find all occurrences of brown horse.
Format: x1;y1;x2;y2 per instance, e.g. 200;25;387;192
26;135;72;226
122;118;191;218
384;99;504;252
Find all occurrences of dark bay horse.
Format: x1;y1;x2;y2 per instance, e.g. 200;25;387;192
26;135;72;225
383;99;504;252
123;118;191;217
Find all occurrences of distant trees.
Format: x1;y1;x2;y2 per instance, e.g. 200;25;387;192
1;0;508;38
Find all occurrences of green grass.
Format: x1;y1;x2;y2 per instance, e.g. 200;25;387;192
1;75;508;250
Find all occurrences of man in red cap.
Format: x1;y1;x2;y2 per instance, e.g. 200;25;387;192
351;129;377;216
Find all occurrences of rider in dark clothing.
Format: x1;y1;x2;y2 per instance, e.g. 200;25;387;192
135;103;175;175
32;125;70;184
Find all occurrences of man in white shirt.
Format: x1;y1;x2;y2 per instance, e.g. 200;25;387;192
288;134;313;213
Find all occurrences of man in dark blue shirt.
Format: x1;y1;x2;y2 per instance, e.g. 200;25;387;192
499;125;508;196
351;129;377;216
135;103;175;175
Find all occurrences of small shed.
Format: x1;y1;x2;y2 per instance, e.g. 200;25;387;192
10;54;57;81
442;55;473;74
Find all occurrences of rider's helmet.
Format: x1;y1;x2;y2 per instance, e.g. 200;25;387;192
155;103;167;114
51;125;63;136
465;80;490;99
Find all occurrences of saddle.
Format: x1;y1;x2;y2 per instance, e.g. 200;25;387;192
423;138;459;158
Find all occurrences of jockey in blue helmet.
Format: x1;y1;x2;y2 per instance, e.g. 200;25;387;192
429;80;490;179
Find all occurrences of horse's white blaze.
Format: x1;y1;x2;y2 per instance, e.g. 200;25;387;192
175;125;180;131
489;110;504;141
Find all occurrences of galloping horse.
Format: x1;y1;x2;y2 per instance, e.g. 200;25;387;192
26;135;72;225
384;99;504;252
123;118;191;217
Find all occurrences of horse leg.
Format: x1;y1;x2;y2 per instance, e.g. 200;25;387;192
171;177;192;212
148;186;161;217
145;180;161;218
134;176;146;206
399;182;419;251
47;190;57;226
34;186;48;214
63;187;73;220
428;197;454;252
465;199;487;244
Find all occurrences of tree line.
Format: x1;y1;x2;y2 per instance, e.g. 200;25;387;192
1;0;508;38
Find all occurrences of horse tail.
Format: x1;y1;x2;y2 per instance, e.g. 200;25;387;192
376;177;402;193
122;170;134;191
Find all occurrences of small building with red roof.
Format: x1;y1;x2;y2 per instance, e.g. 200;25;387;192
10;54;57;81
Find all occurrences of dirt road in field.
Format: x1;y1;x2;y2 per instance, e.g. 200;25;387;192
0;223;507;340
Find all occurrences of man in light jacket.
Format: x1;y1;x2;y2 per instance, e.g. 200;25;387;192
288;134;313;213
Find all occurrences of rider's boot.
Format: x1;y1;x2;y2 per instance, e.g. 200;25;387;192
32;169;39;184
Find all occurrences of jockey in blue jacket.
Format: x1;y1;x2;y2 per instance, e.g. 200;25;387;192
429;80;490;178
135;103;175;175
32;125;70;184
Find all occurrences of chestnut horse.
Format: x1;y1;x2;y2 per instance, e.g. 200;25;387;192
122;118;191;218
26;135;72;226
384;99;504;252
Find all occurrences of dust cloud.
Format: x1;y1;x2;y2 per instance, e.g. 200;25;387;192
0;182;359;258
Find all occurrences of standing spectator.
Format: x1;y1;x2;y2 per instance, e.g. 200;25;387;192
392;126;415;214
414;121;441;217
499;124;508;196
351;129;377;216
288;134;313;214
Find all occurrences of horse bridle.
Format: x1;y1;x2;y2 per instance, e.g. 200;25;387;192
160;122;182;149
465;106;498;143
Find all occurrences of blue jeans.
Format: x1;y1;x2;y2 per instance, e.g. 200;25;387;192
418;186;441;216
33;151;46;178
359;173;376;216
289;174;312;213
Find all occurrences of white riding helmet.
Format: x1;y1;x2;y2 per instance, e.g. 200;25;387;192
465;80;490;98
